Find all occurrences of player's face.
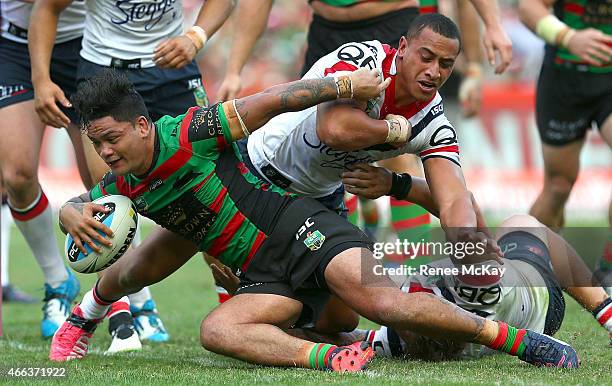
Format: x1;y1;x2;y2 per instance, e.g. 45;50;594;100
87;116;152;176
395;28;459;102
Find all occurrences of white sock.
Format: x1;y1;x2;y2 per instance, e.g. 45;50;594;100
127;287;152;309
1;204;10;286
80;289;119;320
9;189;68;287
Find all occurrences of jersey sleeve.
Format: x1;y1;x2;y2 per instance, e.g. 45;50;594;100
409;100;461;166
89;171;120;200
160;102;233;159
303;40;387;79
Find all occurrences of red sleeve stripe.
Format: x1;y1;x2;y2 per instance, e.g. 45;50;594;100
10;191;49;222
457;272;503;286
419;145;459;157
179;107;197;147
206;211;246;257
209;186;227;213
323;61;358;76
241;230;267;272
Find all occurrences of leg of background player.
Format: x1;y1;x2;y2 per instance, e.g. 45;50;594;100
596;114;612;296
529;139;584;231
0;100;79;338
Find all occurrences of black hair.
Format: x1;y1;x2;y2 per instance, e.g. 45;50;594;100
71;68;151;132
405;13;462;53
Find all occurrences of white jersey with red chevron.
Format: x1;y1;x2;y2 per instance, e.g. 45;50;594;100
247;40;460;198
398;258;550;357
80;0;184;68
0;0;85;44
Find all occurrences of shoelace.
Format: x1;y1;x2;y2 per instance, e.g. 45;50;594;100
41;293;70;317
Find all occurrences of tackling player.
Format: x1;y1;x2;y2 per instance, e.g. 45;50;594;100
47;68;578;370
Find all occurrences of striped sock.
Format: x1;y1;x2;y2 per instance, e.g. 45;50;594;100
389;198;431;267
216;286;232;303
308;343;338;371
487;322;527;357
593;297;612;333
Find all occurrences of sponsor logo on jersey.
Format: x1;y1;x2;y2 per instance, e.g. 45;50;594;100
111;0;179;31
296;217;315;240
149;178;164;192
302;133;374;169
304;230;326;251
134;196;148;212
188;105;223;142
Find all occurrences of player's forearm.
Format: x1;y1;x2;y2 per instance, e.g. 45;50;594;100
518;0;555;33
192;0;237;40
403;177;439;218
224;77;340;141
317;105;389;151
467;0;502;29
28;0;68;83
225;0;273;76
457;0;483;64
438;194;478;234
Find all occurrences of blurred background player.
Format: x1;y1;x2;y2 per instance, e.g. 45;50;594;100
518;0;612;295
29;0;235;349
214;0;512;278
1;189;35;303
0;0;93;339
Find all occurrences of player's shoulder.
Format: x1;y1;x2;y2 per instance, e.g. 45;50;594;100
408;93;454;140
308;40;389;77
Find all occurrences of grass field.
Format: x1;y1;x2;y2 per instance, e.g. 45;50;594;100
1;224;611;385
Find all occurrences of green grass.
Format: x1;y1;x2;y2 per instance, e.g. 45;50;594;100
1;225;611;385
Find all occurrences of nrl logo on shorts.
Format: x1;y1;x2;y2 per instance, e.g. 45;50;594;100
304;230;326;251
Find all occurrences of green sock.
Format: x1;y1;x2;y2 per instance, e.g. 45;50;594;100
488;322;527;357
308;343;338;370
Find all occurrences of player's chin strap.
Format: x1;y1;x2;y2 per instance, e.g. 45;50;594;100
232;99;250;138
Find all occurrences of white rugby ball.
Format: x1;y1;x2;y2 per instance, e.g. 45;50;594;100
65;195;138;273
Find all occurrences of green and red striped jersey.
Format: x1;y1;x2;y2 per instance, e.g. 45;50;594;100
89;103;295;271
551;0;611;73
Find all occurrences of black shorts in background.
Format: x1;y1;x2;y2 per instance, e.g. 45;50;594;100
235;198;371;328
536;64;612;146
0;36;81;122
77;59;208;121
302;7;419;75
498;231;566;336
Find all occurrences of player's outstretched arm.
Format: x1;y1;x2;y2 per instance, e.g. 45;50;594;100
222;68;390;142
519;0;612;66
59;194;114;255
467;0;513;74
28;0;74;128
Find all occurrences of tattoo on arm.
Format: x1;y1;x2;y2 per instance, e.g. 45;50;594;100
276;78;337;111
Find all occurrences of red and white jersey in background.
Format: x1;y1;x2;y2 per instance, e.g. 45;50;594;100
1;0;85;44
367;258;550;358
247;40;460;197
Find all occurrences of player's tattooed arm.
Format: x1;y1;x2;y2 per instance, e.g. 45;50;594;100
222;68;390;141
59;194;114;254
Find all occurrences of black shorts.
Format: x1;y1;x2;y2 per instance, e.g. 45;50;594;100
235;198;371;328
302;7;419;75
536;63;612;146
0;36;80;122
77;59;208;121
498;231;566;336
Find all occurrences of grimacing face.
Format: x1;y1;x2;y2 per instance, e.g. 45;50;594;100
87;115;152;176
395;27;460;103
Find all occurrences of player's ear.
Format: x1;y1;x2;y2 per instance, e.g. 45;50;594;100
398;36;408;58
136;116;151;137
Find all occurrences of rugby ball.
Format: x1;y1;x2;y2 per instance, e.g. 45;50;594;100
65;195;138;273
